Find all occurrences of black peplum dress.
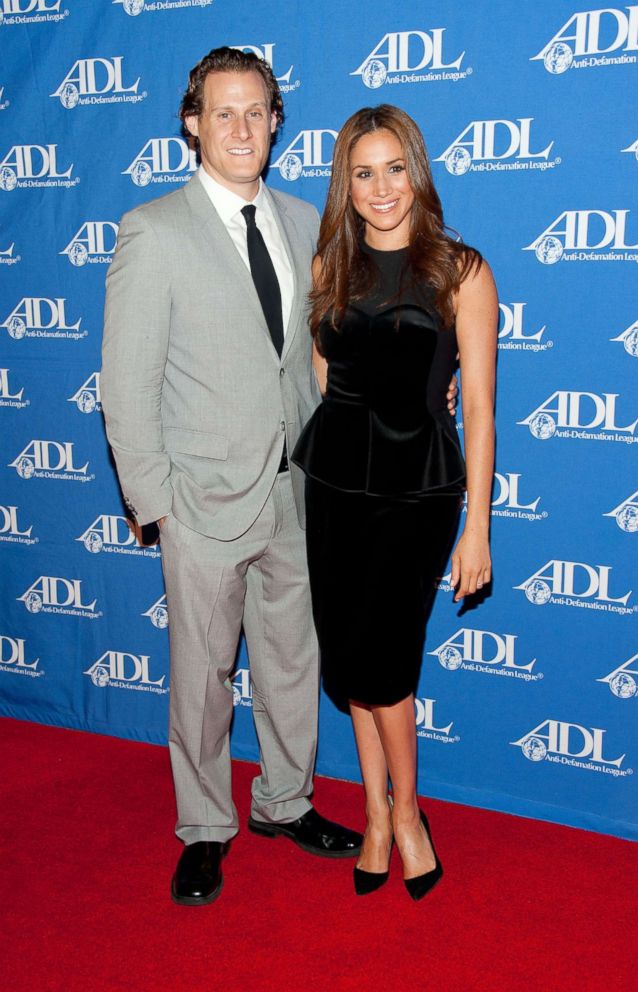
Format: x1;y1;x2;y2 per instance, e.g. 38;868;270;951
292;244;465;708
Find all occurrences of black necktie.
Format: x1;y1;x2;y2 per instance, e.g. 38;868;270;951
241;204;284;356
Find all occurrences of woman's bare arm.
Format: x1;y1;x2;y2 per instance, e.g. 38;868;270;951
450;261;498;601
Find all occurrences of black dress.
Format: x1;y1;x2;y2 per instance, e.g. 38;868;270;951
292;245;465;707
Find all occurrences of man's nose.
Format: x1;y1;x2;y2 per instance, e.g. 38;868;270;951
232;115;252;140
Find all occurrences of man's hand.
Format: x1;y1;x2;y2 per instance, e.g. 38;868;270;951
446;373;459;416
157;516;168;530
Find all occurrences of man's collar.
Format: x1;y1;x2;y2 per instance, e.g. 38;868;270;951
197;165;265;223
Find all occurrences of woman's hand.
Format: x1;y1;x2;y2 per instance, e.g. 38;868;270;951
450;528;491;602
446;372;458;415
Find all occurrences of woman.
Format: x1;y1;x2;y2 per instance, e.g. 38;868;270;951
292;105;497;900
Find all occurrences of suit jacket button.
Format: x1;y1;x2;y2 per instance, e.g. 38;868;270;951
279;368;285;377
280;421;286;431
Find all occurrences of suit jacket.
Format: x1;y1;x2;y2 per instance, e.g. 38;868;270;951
101;172;321;540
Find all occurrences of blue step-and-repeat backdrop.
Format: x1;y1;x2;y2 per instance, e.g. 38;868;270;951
0;0;636;840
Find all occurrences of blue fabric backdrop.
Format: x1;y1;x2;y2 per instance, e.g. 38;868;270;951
1;0;636;840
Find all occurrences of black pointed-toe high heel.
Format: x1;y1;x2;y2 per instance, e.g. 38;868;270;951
403;809;443;902
353;796;393;896
353;861;391;896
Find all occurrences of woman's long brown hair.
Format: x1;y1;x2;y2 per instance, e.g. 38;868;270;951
310;104;482;340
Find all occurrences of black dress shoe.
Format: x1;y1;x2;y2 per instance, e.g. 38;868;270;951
403;810;443;902
248;807;362;858
171;841;224;906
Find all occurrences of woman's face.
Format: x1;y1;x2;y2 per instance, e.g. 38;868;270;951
349;129;415;249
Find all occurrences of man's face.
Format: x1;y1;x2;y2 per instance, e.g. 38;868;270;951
186;70;277;199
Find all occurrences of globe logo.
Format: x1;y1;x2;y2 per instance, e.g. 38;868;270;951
59;82;79;110
610;672;637;699
68;241;88;266
0;167;17;192
438;646;463;671
16;456;35;479
522;736;547;761
362;59;387;89
445;147;472;176
544;42;574;75
232;685;242;706
76;390;96;414
83;531;103;554
131;161;153;187
623;326;638;357
25;592;43;614
616;504;638;533
524;579;552;606
7;316;27;340
278;154;303;181
90;666;111;688
535;235;563;264
529;412;556;440
124;0;145;14
150;605;169;629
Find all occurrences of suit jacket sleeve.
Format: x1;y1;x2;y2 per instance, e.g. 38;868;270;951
101;208;173;526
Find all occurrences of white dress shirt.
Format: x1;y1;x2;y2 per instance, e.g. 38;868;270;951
197;165;294;337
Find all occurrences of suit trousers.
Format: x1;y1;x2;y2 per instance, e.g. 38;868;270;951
160;472;319;844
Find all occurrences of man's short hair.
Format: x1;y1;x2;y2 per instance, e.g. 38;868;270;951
179;46;284;134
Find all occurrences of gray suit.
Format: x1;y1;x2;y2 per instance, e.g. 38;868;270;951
101;173;322;843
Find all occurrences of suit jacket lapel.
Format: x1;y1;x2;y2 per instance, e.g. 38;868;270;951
183;174;276;354
265;186;305;362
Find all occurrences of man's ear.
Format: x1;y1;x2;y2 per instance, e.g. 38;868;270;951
185;115;200;139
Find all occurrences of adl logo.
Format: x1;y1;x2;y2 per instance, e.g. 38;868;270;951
1;297;84;340
84;650;167;692
531;6;638;73
272;130;337;181
68;372;101;413
123;138;196;187
0;0;67;25
60;222;118;266
524;209;638;263
0;504;37;545
603;490;638;532
143;594;168;629
428;628;540;682
0;144;77;192
610;318;638;357
519;391;638;443
18;576;100;618
491;472;544;521
515;559;633;614
511;720;629;776
0;635;40;677
598;653;638;698
0;368;28;409
9;439;92;482
435;119;558;177
415;698;458;743
50;57;145;109
76;514;160;558
232;44;299;93
352;29;469;88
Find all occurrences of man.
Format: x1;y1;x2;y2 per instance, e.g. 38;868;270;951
101;47;362;907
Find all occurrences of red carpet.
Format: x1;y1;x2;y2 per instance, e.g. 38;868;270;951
1;717;636;992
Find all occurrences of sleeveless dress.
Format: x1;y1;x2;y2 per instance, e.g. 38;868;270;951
292;245;465;707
